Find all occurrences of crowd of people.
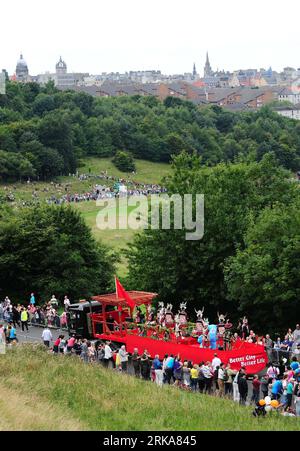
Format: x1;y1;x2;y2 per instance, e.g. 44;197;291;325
0;294;70;334
2;170;167;207
46;181;166;205
17;334;299;417
2;292;300;416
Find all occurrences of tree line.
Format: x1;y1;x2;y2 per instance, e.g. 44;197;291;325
1;81;300;181
125;152;300;333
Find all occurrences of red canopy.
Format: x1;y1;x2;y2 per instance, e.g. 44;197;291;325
91;291;157;307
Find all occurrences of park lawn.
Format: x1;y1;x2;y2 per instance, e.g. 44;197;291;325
79;157;171;185
0;158;170;204
0;344;298;431
74;197;149;277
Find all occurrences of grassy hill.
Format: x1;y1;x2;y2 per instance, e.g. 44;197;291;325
0;158;170;277
0;345;298;431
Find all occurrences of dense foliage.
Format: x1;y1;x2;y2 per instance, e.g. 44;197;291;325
112;150;136;172
225;201;300;329
126;152;299;331
0;204;115;301
1;81;300;181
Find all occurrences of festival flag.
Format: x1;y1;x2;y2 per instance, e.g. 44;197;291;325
115;276;136;310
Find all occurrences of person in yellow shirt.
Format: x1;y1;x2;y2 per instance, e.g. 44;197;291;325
190;364;199;392
20;308;28;331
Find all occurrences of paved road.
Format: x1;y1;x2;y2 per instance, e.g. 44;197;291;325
14;324;64;344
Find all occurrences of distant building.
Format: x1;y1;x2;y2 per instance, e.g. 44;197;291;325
228;72;240;87
204;52;214;77
273;103;300;120
278;87;300;105
16;54;29;82
36;57;88;87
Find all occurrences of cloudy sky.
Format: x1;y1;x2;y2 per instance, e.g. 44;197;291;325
1;0;299;76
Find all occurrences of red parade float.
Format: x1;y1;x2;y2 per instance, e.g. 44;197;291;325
67;281;268;374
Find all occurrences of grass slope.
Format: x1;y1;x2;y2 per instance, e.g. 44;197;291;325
0;345;298;431
79;157;171;185
0;158;170;276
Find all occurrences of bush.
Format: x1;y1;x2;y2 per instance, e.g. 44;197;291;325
112;150;136;172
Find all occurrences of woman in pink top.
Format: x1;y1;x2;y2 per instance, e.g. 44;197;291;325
67;336;75;352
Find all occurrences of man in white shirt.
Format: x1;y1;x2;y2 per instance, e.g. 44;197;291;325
64;296;71;311
293;324;300;344
42;327;53;347
103;341;115;368
118;345;129;372
212;353;221;372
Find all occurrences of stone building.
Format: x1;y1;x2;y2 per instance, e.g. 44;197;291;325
16;54;29;82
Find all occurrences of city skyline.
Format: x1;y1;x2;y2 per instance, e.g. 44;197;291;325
4;52;300;79
0;0;300;76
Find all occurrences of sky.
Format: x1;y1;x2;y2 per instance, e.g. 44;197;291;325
1;0;299;76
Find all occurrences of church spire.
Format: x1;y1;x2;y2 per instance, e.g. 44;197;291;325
204;52;213;77
193;62;197;78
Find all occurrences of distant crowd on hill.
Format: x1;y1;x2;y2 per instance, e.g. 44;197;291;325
2;171;167;206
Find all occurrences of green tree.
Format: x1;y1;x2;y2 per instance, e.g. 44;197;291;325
0;205;116;301
112;150;136;172
126;152;298;319
225;202;300;331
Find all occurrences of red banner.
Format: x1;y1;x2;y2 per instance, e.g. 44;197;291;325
124;334;268;374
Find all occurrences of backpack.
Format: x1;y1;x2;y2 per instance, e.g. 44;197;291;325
223;369;229;382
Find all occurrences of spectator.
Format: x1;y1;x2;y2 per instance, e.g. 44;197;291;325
271;378;283;401
182;361;191;388
41;326;52;347
224;363;236;397
131;348;141;377
190;364;199;392
266;363;279;383
64;296;71;311
197;362;205;393
202;361;213;394
152;354;163;386
30;293;35;305
238;374;248;405
173;356;183;386
50;295;58;308
284;379;294;411
212;353;221;372
251;375;261;404
233;371;240;403
67;335;76;353
53;335;63;354
88;342;96;363
293;324;300;344
103;341;115;368
164;354;175;384
80;339;89;363
20;308;29;332
290;356;299;372
118;345;129;372
140;351;151;380
260;375;269;399
9;324;17;343
12;306;20;328
217;363;225;397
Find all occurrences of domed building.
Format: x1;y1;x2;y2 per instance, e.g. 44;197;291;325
16;54;29;82
56;56;67;75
